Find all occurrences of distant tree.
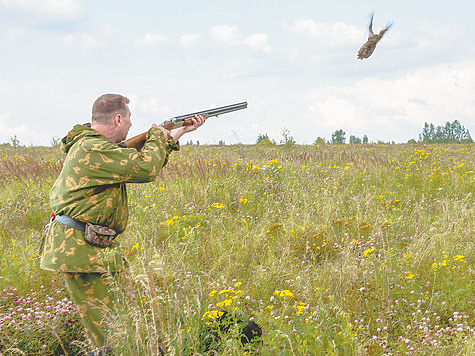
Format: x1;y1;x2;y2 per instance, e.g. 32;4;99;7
419;123;434;142
349;135;362;144
185;140;194;145
419;120;472;143
51;136;61;147
407;138;417;144
10;135;20;147
331;129;346;144
313;137;326;145
362;135;369;144
218;140;226;145
444;120;473;142
280;127;295;146
257;138;274;146
256;133;270;144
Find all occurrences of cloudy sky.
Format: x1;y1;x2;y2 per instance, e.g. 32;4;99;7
1;0;474;145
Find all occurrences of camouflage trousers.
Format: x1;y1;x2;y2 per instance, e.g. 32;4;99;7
61;272;116;348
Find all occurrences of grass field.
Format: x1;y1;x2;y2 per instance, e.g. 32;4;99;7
0;142;473;355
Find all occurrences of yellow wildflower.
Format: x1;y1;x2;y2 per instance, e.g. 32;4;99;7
363;248;375;258
292;302;307;315
203;310;224;320
453;255;466;263
274;290;294;298
28;253;40;262
216;299;233;308
211;203;225;209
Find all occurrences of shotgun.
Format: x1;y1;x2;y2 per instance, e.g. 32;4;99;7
119;101;247;150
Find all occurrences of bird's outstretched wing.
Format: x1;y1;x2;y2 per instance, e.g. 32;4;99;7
357;13;392;60
368;12;374;37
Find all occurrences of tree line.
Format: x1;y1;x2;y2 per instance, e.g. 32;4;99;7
417;120;472;143
1;120;472;147
255;120;473;145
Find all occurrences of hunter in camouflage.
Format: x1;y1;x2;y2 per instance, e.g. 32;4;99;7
41;122;176;273
40;94;207;355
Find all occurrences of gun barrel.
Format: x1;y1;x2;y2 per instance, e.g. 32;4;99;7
122;101;247;149
174;102;247;120
163;102;247;129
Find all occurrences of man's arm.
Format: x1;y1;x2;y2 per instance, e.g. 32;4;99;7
120;114;207;150
156;114;207;142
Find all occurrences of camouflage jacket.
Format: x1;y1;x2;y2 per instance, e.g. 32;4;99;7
40;123;178;273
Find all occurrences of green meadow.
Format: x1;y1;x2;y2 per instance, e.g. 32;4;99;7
0;143;473;355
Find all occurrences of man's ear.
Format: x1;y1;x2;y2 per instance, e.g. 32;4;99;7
113;114;122;127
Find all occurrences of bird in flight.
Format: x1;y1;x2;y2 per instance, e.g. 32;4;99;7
357;13;392;59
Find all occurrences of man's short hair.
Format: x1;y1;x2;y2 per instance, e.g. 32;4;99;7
92;94;130;125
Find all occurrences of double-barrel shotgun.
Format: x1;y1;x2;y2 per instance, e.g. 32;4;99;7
119;101;247;150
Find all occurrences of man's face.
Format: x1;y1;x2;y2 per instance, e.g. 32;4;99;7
117;108;132;142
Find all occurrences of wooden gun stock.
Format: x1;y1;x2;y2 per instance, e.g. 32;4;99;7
121;132;147;150
119;101;247;150
120;118;193;150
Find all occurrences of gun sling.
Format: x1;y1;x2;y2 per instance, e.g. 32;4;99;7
55;214;86;232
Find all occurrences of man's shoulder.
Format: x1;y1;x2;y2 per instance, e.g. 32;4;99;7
79;133;116;151
64;132;118;165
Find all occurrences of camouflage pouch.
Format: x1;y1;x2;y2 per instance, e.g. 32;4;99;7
84;223;117;248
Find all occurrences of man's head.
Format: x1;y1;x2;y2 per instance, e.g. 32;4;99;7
91;94;132;143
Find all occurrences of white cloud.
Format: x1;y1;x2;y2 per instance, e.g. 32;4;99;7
380;21;463;59
132;96;171;117
135;33;167;47
1;0;85;22
211;25;239;42
61;27;121;57
309;96;359;128
306;61;475;140
180;33;201;48
62;32;107;52
286;19;362;47
241;34;272;54
0;113;50;145
211;25;272;54
4;26;30;39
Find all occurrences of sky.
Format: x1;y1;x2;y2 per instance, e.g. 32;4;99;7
0;0;474;146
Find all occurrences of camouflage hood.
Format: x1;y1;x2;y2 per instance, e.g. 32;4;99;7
61;123;103;154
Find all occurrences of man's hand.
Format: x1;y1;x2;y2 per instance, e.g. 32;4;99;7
152;114;207;142
152;124;171;138
170;114;208;142
182;114;208;132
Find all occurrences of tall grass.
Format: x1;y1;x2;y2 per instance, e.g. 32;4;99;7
0;143;473;355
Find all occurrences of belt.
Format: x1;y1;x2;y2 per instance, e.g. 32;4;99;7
54;214;86;232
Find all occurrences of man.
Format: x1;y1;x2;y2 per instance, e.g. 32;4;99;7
40;94;206;355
